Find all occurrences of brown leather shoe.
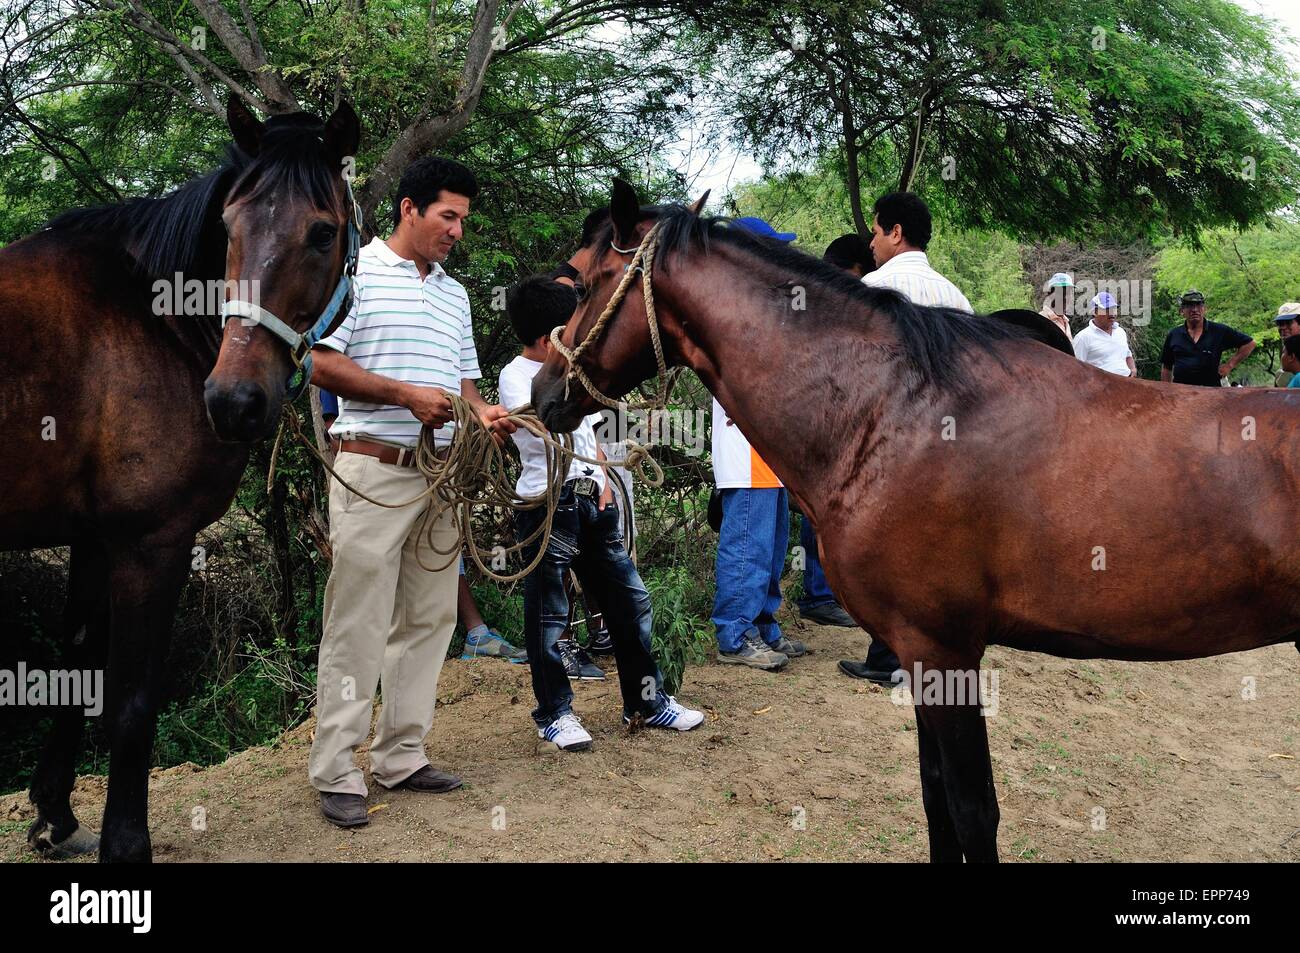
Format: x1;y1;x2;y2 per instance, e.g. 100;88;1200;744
394;765;463;793
320;791;369;828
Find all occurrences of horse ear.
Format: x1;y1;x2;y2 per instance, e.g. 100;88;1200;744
226;94;265;157
323;99;361;172
687;190;710;216
610;177;641;247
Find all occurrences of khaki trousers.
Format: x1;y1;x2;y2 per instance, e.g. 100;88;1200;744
308;451;459;795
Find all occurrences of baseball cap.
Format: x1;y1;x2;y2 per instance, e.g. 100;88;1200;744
1047;272;1074;288
730;216;797;243
1273;302;1300;323
1090;291;1118;310
1179;289;1205;306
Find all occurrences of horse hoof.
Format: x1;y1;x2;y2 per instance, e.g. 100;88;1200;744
27;817;101;859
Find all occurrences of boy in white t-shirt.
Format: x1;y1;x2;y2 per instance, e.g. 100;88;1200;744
499;273;703;751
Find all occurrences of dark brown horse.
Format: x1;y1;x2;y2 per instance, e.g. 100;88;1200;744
534;179;1300;862
0;96;359;861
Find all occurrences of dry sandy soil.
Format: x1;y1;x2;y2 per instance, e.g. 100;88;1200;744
2;621;1297;862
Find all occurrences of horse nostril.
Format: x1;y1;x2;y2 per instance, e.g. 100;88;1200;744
231;381;267;428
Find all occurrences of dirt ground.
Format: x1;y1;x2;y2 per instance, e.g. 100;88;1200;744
2;621;1297;862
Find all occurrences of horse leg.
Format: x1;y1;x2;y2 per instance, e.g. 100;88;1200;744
915;710;963;862
97;537;192;863
27;540;109;858
915;697;1000;862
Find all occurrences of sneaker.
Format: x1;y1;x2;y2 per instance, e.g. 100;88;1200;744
626;696;705;731
587;628;615;656
538;712;593;751
771;635;807;658
461;628;528;663
717;633;788;671
799;602;858;627
558;639;606;680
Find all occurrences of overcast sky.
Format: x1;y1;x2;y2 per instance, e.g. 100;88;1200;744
681;0;1300;203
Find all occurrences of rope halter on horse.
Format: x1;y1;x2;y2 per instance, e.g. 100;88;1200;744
219;178;365;400
547;221;680;413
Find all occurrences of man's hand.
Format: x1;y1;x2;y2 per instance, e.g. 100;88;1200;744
1219;362;1234;379
479;404;517;447
598;480;614;511
402;384;455;428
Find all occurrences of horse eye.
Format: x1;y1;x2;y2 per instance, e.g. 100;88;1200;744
574;283;588;301
309;222;337;249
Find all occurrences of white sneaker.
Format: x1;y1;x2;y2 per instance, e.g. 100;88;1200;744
538;712;593;751
635;696;705;731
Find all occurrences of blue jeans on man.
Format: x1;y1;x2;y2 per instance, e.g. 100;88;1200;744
515;483;666;728
796;512;837;612
712;487;789;651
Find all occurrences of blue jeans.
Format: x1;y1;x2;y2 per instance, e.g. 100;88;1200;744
712;487;788;652
515;485;666;728
796;513;837;612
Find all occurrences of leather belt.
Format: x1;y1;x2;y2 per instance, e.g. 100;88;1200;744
339;439;446;468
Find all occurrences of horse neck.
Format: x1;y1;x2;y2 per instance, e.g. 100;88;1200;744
652;244;904;518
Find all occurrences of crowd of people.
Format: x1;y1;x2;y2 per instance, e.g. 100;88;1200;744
304;155;1299;829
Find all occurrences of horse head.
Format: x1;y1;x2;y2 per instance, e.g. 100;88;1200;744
533;177;707;433
203;95;361;443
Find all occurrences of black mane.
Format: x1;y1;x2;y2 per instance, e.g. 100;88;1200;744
47;112;341;280
605;204;1039;392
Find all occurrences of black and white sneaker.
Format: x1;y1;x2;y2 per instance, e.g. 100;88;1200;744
539;713;593;751
558;639;606;680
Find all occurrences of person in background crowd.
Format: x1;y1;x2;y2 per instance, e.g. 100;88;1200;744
501;273;703;750
1072;291;1136;377
822;233;875;278
711;216;808;672
1272;302;1300;386
841;192;970;686
1039;272;1075;342
861;192;972;312
1159;289;1255;386
1283;333;1300;388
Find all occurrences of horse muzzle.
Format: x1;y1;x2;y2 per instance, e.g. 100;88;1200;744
203;377;280;443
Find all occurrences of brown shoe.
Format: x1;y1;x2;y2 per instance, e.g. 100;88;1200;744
320;791;369;828
395;765;463;793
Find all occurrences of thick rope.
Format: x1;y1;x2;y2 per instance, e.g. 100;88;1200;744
275;396;663;583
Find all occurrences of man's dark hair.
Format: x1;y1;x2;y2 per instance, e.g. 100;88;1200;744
391;156;479;227
1285;334;1300;360
823;233;874;273
506;275;578;346
873;191;932;251
579;206;611;249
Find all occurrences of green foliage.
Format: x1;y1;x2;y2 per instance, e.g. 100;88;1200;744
644;564;715;697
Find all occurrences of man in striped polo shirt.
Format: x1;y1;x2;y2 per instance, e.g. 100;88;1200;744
306;156;515;829
841;191;971;687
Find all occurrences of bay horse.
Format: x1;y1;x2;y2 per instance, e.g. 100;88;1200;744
533;178;1300;862
0;96;360;861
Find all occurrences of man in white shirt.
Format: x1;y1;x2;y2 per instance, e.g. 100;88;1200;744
841;192;971;686
306;157;516;829
1072;291;1137;377
862;191;973;313
499;273;703;751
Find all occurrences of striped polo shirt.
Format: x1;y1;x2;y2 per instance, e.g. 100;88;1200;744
317;237;481;448
862;250;973;312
